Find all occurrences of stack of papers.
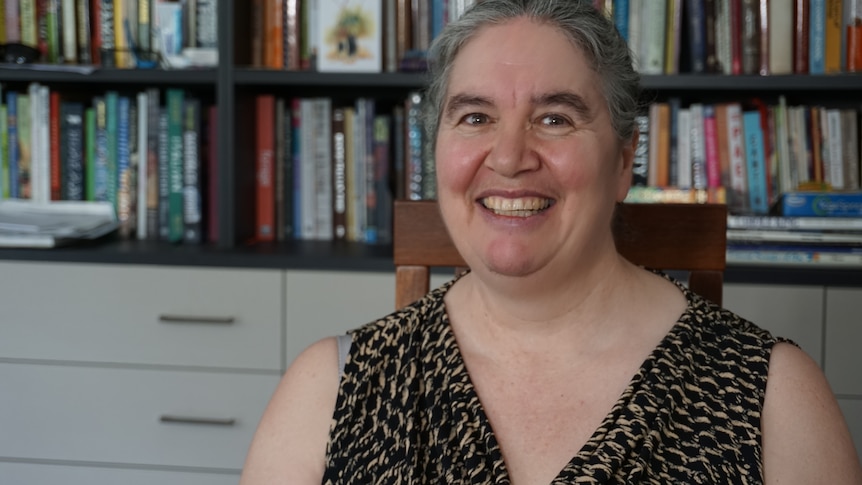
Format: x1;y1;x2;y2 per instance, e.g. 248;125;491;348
0;200;118;248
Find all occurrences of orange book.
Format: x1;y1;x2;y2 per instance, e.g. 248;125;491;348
256;94;276;242
265;0;283;69
824;0;843;72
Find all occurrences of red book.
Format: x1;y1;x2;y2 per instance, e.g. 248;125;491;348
848;0;862;72
793;0;810;73
730;0;743;74
50;91;61;200
90;0;101;65
256;94;276;242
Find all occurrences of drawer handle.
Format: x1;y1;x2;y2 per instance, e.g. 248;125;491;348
158;314;236;325
159;415;237;426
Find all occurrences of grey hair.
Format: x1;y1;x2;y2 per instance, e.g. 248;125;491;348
424;0;640;146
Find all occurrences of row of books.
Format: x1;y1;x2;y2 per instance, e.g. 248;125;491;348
0;82;216;244
0;0;216;68
250;0;479;73
726;195;862;267
253;92;437;245
613;0;862;75
631;98;860;215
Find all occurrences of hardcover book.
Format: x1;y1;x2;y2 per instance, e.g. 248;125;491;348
317;0;382;72
781;191;862;217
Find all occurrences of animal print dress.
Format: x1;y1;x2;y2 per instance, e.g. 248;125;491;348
323;275;783;484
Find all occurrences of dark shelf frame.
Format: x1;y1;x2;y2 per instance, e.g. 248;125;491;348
1;0;860;288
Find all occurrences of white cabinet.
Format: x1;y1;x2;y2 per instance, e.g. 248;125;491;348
0;261;283;483
825;288;862;396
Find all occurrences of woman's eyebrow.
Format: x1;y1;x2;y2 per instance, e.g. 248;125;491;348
443;93;494;118
532;91;594;121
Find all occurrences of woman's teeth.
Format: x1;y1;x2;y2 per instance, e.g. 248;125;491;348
481;196;552;217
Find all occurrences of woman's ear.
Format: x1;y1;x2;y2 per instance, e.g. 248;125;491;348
615;129;638;202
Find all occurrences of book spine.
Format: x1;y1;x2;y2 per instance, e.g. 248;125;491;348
809;0;826;74
99;0;115;67
689;103;708;190
207;104;219;243
195;0;216;48
741;0;760;74
84;106;95;200
703;104;722;188
157;107;169;240
841;109;859;190
824;0;842;72
314;97;332;241
729;0;743;74
137;0;150;55
50;91;61;200
105;91;118;210
291;97;303;239
405;92;423;200
668;97;681;186
280;100;292;239
117;95;132;237
136;91;148;239
0;105;7;200
6;91;18;199
113;0;128;67
676;108;692;188
632;113;649;186
614;0;630;43
76;0;92;63
61;0;77;62
90;0;102;65
774;96;794;194
299;98;316;239
32;84;51;204
793;0;810;74
331;106;347;241
255;94;276;242
726;102;748;211
352;98;366;238
274;97;285;241
848;0;862;72
182;96;201;244
714;0;732;73
639;0;667;74
757;0;769;75
743;110;769;214
264;0;283;68
768;0;793;74
686;0;707;73
628;0;642;70
284;0;300;70
704;0;718;72
373;114;393;244
93;96;109;202
781;191;862;216
166;88;184;243
714;103;731;189
826;108;844;189
64;102;85;201
343;106;357;241
250;0;264;67
145;87;159;239
17;93;31;200
20;0;38;47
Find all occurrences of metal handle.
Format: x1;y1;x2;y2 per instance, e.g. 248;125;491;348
159;415;236;426
158;314;236;325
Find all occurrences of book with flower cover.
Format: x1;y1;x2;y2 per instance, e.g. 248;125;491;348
317;0;382;72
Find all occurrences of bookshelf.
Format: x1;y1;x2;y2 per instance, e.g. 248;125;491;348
0;1;860;288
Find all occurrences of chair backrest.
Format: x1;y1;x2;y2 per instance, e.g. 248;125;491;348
393;200;727;309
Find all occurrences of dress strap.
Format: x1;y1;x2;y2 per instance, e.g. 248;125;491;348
336;333;353;379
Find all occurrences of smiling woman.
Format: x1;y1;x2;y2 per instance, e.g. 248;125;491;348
238;1;862;484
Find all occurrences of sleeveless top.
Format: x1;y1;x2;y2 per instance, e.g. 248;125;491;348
323;275;784;484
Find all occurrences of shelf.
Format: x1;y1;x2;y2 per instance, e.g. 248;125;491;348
1;240;860;286
0;66;219;85
233;69;429;88
641;73;862;91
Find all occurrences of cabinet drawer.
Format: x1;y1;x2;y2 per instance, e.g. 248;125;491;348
0;462;240;485
838;399;862;465
0;262;282;371
0;362;280;470
825;288;862;396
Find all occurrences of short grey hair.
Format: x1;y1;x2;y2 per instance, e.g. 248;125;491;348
425;0;640;146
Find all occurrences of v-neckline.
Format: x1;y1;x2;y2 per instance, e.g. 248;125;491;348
434;275;697;483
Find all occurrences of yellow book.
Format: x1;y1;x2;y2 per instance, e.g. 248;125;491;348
114;0;129;67
825;0;843;72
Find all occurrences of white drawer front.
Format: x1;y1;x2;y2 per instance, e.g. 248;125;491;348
0;362;279;470
0;462;240;485
0;262;282;371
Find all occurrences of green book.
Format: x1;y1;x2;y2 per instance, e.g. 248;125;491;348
105;91;119;212
85;107;96;201
166;88;185;243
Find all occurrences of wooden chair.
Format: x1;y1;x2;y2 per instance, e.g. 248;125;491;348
394;200;728;309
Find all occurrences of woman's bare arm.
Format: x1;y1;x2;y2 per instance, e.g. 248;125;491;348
762;342;862;484
240;337;340;485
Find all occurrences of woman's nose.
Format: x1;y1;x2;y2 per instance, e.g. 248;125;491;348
484;122;540;177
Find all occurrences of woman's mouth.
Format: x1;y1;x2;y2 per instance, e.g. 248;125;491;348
480;196;554;217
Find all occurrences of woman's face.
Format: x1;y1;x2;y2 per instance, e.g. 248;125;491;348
435;17;634;280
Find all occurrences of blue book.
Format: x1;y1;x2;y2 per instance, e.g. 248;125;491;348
685;0;706;73
614;0;630;42
809;0;826;74
781;191;862;217
6;91;18;199
742;110;769;214
117;96;131;232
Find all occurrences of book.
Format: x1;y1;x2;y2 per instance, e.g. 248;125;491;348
769;0;793;74
255;94;275;242
206;104;219;243
791;0;809;74
727;228;862;244
0;200;118;247
727;246;862;266
685;0;707;73
331;106;347;241
824;0;842;73
116;95;133;237
743;110;769;214
182;96;202;244
728;214;862;230
781;191;862;217
317;0;382;72
136;91;148;240
166;88;184;243
624;186;727;204
632;113;649;186
61;101;85;201
847;0;862;72
809;0;826;74
51;92;61;201
145;87;160;240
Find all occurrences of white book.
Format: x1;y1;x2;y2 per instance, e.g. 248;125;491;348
689;103;707;190
638;0;666;74
136;91;148;240
628;0;642;70
715;0;732;74
300;99;317;240
774;97;793;194
313;98;333;241
38;85;50;204
826;108;844;189
727;229;862;244
62;0;78;63
676;108;692;188
768;0;793;74
317;0;382;72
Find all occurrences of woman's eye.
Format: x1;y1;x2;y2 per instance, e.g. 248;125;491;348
462;113;488;125
540;114;571;127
